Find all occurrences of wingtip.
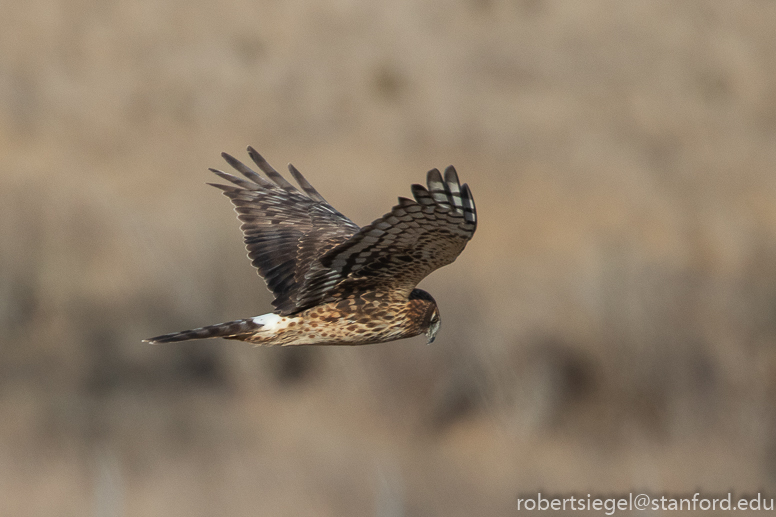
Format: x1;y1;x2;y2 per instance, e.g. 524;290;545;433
443;165;460;186
426;168;454;207
246;146;272;171
462;182;473;198
221;151;243;168
246;146;263;162
461;183;476;225
206;182;237;192
426;168;443;184
207;168;251;190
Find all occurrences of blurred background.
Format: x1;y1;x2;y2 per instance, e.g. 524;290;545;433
2;0;776;515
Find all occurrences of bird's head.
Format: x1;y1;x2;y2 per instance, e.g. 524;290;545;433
409;289;441;345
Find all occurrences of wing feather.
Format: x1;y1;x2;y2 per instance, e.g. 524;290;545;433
246;146;296;191
211;150;359;315
288;163;328;203
426;168;454;209
219;153;273;188
296;166;477;306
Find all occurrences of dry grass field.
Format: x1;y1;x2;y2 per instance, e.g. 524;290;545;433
1;0;776;515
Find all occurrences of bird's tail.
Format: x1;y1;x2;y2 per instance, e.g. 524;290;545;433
143;318;264;344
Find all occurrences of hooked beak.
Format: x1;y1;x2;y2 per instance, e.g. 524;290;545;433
426;318;440;345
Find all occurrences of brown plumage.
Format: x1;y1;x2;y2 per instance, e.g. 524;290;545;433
144;147;477;346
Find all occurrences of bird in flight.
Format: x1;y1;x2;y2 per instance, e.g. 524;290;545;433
144;147;477;346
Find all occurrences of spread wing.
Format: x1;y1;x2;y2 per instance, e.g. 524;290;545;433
293;166;477;307
208;147;360;315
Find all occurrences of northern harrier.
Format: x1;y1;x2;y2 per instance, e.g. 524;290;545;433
144;148;477;346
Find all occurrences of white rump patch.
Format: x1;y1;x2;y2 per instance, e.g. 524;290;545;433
252;313;295;330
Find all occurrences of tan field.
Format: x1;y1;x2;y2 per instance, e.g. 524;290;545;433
1;1;775;515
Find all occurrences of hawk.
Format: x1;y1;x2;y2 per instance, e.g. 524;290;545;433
144;147;477;346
